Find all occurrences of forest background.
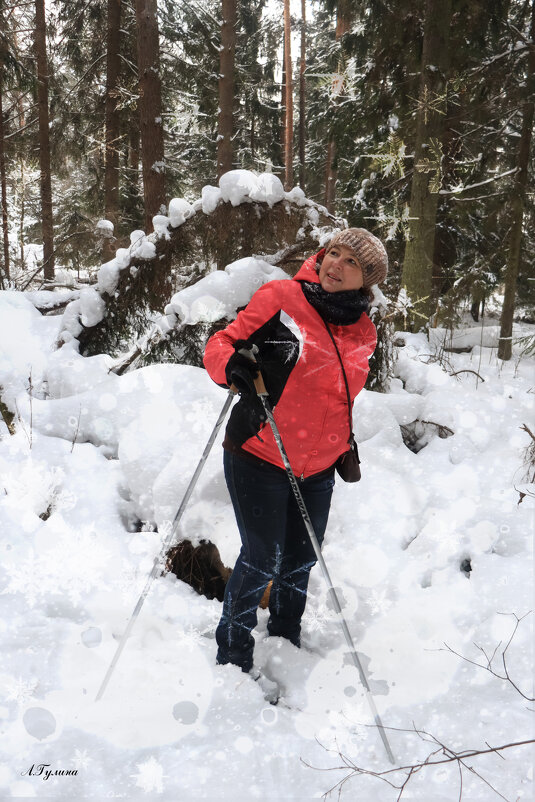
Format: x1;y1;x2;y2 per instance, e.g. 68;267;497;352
0;0;533;361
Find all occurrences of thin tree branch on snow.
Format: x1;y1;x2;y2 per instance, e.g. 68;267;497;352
19;264;45;291
440;611;534;702
303;727;534;801
449;369;486;382
415;420;455;438
303;613;534;800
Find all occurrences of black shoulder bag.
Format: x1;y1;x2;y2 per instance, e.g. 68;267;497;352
323;322;362;483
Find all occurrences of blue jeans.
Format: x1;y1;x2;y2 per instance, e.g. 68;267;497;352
216;450;335;672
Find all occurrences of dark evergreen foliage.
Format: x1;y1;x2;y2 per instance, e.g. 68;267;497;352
304;0;533;319
0;0;532;343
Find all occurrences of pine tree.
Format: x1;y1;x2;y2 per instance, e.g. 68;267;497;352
135;0;165;229
498;0;535;360
158;0;220;189
401;0;453;324
0;0;10;285
34;0;54;280
217;0;237;177
324;0;353;212
103;0;122;261
283;0;293;189
234;0;281;173
298;0;306;189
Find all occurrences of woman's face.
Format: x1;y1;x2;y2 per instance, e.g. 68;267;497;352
318;244;364;292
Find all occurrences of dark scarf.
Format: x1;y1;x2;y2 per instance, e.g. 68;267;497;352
301;281;369;325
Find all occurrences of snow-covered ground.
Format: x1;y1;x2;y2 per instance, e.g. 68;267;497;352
0;285;533;801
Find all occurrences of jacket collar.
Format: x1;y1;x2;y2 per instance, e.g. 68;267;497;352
293;249;325;284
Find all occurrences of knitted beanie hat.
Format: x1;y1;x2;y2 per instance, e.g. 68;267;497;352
324;228;388;287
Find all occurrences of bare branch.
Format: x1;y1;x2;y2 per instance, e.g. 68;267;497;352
308;732;534;800
419;419;455;437
449;369;486;382
441;611;534;701
457;755;510;801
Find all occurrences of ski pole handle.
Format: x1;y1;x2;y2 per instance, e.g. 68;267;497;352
237;344;267;396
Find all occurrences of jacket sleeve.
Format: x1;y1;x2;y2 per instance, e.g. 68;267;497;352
203;281;285;386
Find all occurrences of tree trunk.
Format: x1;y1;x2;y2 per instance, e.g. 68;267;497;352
135;0;165;231
401;0;453;325
128;126;140;175
12;29;26;270
19;156;25;268
103;0;122;262
217;0;236;179
324;139;337;213
298;0;306;189
498;0;535;361
123;112;142;230
18;94;25;269
251;106;255;162
283;0;293;190
324;0;352;212
0;69;9;286
280;34;286;162
35;0;54;280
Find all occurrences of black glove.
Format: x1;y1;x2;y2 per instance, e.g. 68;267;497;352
225;340;259;398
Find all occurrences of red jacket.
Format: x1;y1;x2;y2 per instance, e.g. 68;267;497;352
203;251;377;478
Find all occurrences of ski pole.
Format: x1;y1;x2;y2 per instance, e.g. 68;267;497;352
95;386;237;702
247;348;395;765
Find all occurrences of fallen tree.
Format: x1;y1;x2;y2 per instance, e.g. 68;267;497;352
56;172;341;359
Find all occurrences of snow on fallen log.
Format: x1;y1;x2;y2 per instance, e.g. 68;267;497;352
55;169;341;359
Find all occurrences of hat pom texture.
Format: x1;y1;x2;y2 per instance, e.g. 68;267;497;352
324;228;388;287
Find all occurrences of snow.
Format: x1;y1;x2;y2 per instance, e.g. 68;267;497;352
78;287;106;328
130;236;156;261
218;169;288;208
284;185;307;205
97;246;132;296
219;169;259;206
429;324;524;350
95;219;113;234
129;230;145;247
248;172;285;206
164;257;288;327
151;215;171;238
0;288;533;801
25;289;80;309
168;197;194;228
201;185;222;214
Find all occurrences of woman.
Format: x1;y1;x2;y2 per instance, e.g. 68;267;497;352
203;228;388;673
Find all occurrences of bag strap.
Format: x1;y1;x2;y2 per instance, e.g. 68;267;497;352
322;321;359;457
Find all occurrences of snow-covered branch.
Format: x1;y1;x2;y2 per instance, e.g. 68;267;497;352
439;168;518;196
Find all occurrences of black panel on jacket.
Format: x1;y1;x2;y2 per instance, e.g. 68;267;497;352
226;310;301;447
